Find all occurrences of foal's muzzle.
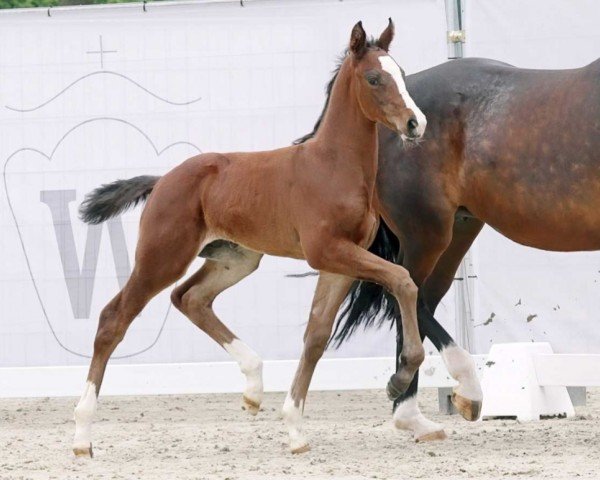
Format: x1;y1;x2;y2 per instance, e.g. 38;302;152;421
393;113;425;140
406;117;420;138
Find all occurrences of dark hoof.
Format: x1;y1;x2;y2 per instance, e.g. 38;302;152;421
386;374;409;401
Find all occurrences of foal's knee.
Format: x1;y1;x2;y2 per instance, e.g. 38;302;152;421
393;274;418;305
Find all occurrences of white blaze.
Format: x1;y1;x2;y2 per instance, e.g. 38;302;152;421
379;55;427;137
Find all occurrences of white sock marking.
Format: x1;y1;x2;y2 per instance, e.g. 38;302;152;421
393;395;443;440
441;345;483;401
73;381;97;450
379;55;427;136
223;339;263;404
282;392;307;451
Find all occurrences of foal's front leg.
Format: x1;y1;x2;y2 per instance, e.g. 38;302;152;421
282;273;353;453
316;242;425;398
316;241;424;393
283;241;423;453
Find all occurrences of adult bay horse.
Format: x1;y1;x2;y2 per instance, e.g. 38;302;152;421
72;20;428;456
301;56;600;441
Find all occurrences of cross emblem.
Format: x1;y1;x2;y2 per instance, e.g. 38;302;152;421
86;35;117;69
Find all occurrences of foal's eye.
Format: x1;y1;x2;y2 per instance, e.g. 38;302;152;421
367;76;380;86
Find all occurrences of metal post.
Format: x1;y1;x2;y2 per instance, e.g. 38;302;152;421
455;249;476;351
445;0;475;354
445;0;466;59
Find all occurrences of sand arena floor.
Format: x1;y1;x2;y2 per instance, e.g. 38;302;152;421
0;388;598;479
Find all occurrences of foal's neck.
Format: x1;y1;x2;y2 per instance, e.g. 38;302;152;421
314;58;379;186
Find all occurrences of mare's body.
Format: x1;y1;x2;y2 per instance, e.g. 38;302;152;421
330;57;600;439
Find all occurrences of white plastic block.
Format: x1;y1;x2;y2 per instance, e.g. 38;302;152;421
480;342;574;421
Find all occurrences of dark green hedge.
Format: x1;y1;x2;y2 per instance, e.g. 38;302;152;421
1;0;145;9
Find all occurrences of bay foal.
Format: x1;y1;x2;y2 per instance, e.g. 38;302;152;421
73;20;427;456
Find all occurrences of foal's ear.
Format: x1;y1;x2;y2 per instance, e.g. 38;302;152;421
349;21;367;58
377;18;394;52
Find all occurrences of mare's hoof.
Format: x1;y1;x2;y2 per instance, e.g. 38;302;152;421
242;395;261;416
291;443;311;454
452;391;482;421
73;444;93;458
415;430;447;442
386;374;409;401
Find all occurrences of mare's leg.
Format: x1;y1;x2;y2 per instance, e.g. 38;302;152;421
380;208;453;437
73;172;206;458
392;296;479;439
171;245;264;414
384;211;454;404
392;312;446;442
282;272;353;453
391;214;484;438
420;216;485;420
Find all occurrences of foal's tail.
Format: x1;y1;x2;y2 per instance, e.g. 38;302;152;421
79;175;160;224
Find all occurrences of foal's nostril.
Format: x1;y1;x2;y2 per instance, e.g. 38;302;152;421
407;117;419;135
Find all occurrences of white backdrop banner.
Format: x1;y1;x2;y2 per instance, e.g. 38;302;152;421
2;0;598;370
466;0;600;354
0;0;449;367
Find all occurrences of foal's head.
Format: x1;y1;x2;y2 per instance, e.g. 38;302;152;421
348;19;426;140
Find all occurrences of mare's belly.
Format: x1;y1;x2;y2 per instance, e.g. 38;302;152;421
467;181;600;251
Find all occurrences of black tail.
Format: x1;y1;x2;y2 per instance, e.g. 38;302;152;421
79;175;160;224
330;220;401;347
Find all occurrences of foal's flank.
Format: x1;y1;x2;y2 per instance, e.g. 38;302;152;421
73;18;427;456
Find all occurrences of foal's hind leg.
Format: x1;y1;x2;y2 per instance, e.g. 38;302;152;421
73;265;196;457
282;272;353;453
171;245;264;414
73;205;205;457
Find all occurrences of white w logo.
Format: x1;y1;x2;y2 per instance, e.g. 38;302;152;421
40;189;131;319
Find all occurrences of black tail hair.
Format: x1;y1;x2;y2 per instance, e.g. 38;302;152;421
329;220;401;347
79;175;160;224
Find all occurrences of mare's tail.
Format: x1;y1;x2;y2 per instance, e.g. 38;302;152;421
79;175;160;224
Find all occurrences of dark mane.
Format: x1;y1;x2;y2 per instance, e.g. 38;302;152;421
294;39;380;145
